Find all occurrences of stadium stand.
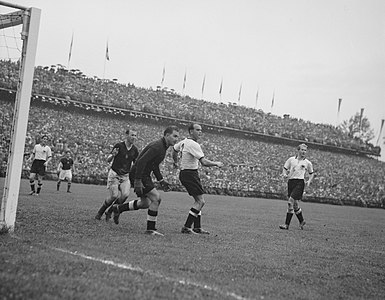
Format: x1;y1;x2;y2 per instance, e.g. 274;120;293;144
0;60;384;208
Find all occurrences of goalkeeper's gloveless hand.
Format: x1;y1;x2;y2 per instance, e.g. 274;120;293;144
134;179;144;197
159;179;171;192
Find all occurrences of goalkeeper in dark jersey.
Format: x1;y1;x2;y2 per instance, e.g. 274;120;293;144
95;128;139;221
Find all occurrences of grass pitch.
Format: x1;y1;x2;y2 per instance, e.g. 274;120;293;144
1;179;384;300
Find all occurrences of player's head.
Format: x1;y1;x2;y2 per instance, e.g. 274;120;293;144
188;123;202;141
125;128;137;144
164;126;180;147
297;143;308;158
65;150;71;157
40;135;48;145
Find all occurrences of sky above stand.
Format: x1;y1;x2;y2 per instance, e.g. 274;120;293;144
2;0;385;156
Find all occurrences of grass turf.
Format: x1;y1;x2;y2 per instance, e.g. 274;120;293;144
0;179;384;300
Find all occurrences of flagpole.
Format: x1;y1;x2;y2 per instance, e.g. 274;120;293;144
67;32;74;69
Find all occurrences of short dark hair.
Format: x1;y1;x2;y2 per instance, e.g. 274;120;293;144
188;123;201;134
164;125;179;136
125;129;130;134
297;143;308;150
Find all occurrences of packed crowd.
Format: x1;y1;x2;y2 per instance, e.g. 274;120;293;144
0;59;379;155
1;97;384;208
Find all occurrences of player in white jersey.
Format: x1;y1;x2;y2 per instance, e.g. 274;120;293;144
279;143;314;230
173;123;223;234
28;135;52;195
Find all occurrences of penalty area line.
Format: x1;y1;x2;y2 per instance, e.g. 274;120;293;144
52;247;251;300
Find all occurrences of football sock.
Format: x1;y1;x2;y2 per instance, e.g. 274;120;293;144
67;182;71;192
36;183;42;194
120;200;139;212
285;212;293;226
193;211;202;229
294;208;304;223
30;180;35;192
147;209;157;231
57;181;60;191
184;207;199;229
97;201;109;215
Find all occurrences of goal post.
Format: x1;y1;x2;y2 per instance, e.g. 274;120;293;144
0;1;41;233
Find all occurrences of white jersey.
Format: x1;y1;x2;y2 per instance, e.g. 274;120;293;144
284;156;313;180
33;144;52;161
173;138;204;170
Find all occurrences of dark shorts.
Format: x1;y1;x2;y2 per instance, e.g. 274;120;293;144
179;169;205;196
30;160;46;176
136;176;155;196
288;179;305;200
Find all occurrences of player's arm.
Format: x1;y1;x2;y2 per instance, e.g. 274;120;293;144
107;146;119;163
281;167;289;178
306;172;315;187
172;148;179;168
199;157;223;168
57;162;63;173
44;148;52;166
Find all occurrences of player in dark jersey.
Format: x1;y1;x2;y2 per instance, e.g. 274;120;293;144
112;126;180;236
56;150;75;193
95;128;139;221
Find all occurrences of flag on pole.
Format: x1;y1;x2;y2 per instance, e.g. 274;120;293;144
219;78;223;95
359;108;364;131
182;70;187;92
238;83;242;105
271;90;275;109
255;89;259;108
105;41;110;61
337;98;342;115
201;74;206;98
161;65;166;86
376;119;384;146
67;32;74;68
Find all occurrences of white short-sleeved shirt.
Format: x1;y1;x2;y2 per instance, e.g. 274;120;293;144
284;156;313;180
173;138;204;170
33;144;52;161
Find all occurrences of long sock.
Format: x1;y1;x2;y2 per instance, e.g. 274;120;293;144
147;209;157;231
294;208;304;223
193;211;202;229
184;207;199;229
119;200;139;213
30;180;35;192
67;182;71;192
57;181;61;191
37;183;42;194
285;212;294;226
97;200;110;215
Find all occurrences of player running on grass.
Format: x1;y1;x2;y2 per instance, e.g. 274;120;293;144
279;143;314;230
95;128;139;221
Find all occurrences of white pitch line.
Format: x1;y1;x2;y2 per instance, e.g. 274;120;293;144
53;247;252;300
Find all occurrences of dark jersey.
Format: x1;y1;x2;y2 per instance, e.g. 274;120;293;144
133;137;168;180
111;142;139;176
60;157;74;170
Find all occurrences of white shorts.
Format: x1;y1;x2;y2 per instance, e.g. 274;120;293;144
107;169;130;190
59;170;72;181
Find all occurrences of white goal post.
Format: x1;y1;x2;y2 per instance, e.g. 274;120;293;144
0;1;41;233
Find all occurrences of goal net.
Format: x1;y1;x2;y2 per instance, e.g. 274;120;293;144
0;1;40;233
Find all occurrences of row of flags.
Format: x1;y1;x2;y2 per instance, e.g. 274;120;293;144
67;34;273;108
67;33;110;69
66;35;384;145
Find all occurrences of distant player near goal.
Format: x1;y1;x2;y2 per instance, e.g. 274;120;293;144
57;150;75;193
28;135;52;196
279;143;314;230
